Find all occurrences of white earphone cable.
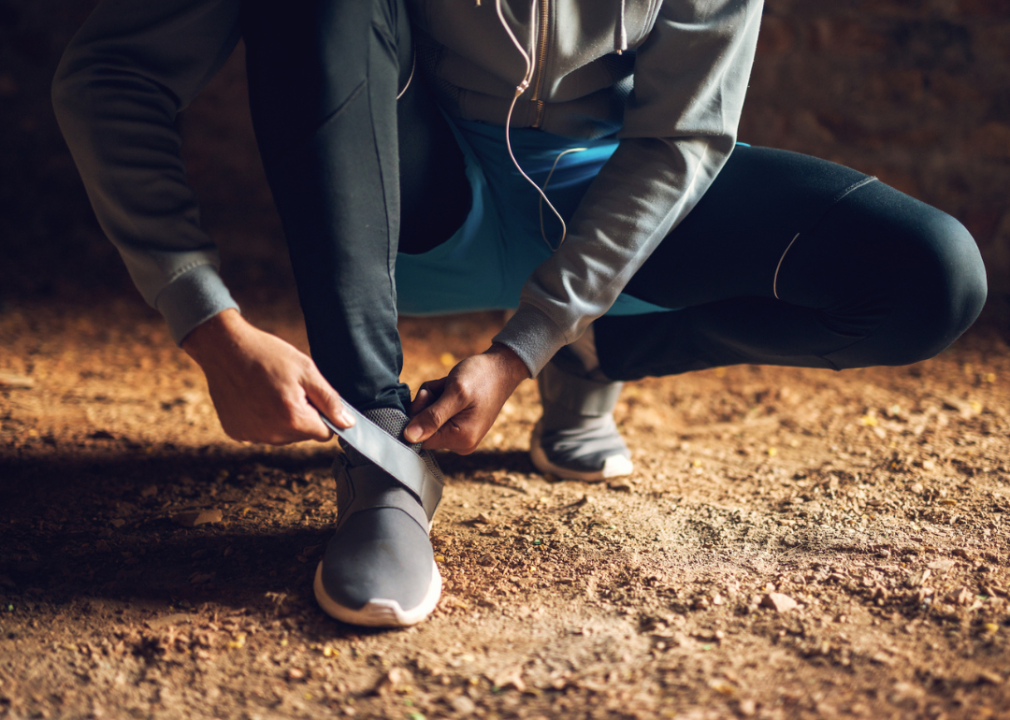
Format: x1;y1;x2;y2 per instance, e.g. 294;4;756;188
538;146;587;244
495;0;573;250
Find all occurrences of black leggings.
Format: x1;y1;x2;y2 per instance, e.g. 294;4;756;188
241;0;987;410
597;146;987;380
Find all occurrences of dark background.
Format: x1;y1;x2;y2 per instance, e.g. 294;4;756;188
2;0;1009;323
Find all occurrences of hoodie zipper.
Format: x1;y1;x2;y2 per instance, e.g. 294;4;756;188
529;0;549;127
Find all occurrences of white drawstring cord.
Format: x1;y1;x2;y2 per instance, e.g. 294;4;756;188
396;52;416;101
495;0;572;250
617;0;628;53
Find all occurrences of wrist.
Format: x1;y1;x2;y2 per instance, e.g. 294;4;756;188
487;342;531;384
181;308;248;366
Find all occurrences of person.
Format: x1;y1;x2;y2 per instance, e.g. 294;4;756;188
53;0;987;628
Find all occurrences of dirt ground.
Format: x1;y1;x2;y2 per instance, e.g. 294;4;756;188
2;294;1009;720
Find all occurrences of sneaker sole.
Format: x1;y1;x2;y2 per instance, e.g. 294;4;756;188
313;560;442;628
529;421;634;483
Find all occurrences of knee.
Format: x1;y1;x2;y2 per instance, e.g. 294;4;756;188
892;210;987;364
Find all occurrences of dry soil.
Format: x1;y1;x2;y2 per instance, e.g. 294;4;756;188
2;297;1009;720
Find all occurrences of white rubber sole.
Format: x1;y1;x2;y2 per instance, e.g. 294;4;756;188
313;560;442;628
529;421;634;483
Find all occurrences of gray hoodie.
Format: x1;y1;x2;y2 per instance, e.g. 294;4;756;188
52;0;763;377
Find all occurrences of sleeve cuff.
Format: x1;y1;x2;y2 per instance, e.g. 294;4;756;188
155;264;240;345
492;303;569;378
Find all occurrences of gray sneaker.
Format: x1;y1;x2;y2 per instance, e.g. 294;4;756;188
314;408;444;627
530;353;634;482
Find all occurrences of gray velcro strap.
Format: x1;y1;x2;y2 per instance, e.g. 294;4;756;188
319;406;443;523
335;459;431;532
539;361;623;417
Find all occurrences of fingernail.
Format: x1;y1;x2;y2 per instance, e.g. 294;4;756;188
404;425;421;443
417;389;429;401
339;410;355;427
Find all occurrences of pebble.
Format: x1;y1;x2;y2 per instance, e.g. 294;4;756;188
978;671;1003;685
0;371;34;389
450;695;476;715
761;593;799;613
737;699;757;716
145;613;193;630
174;509;223;527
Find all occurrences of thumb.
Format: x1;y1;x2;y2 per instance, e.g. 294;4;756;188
303;369;354;440
404;386;464;444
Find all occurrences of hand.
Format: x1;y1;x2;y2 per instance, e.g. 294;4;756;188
404;344;530;453
181;309;354;444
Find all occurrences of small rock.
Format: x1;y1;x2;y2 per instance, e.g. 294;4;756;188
450;694;477;715
942;397;975;418
761;593;798;613
736;698;757;717
380;667;412;691
110;519;127;529
870;652;895;666
145;613;193;630
927;558;955;574
174;509;223;527
287;668;306;682
0;371;34;389
607;481;633;492
978;671;1003;686
140;485;159;499
489;668;525;692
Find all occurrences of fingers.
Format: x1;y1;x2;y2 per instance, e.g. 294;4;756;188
302;368;354;441
404;381;465;444
409;378;447;418
421;418;479;454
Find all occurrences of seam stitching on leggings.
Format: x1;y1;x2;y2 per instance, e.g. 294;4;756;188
772;233;800;300
771;175;879;300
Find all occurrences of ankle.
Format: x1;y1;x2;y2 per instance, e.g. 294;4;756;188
340;406;419;467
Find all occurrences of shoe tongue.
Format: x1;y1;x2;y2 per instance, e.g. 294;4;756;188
340;407;420;467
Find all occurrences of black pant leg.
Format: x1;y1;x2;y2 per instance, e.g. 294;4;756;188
241;0;467;413
596;146;987;380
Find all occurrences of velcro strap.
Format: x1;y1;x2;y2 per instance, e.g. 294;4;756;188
539;362;623;417
319;406;443;523
335;459;432;532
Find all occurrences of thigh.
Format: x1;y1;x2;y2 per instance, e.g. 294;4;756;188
242;0;468;256
621;145;871;308
598;149;987;380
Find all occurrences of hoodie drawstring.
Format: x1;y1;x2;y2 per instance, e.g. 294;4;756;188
617;0;628;53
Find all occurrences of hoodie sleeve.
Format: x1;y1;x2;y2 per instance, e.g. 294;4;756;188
52;0;243;345
494;0;763;376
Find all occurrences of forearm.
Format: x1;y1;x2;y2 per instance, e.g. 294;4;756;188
495;135;735;376
494;0;763;377
52;0;243;343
